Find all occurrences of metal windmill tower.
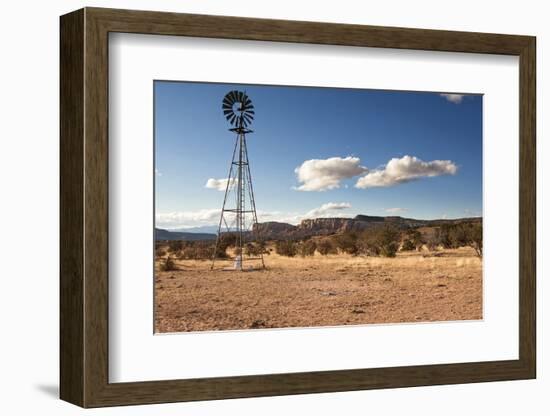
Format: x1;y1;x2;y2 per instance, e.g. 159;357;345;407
211;90;265;270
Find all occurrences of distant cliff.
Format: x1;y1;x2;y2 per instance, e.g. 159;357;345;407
253;215;481;240
156;216;482;241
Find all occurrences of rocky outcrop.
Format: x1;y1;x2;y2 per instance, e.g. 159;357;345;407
252;221;297;239
252;215;481;241
298;217;371;235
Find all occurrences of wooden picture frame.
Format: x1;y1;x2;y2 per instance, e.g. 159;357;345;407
60;7;536;408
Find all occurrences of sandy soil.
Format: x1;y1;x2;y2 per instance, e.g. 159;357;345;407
154;248;482;333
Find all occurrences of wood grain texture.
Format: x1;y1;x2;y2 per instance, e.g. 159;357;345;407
89;7;532;54
59;7;537;408
518;38;536;376
83;10;110;406
59;8;84;407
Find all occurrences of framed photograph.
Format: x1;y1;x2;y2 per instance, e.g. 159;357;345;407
60;7;536;408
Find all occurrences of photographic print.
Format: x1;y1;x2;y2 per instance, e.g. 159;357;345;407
154;81;483;333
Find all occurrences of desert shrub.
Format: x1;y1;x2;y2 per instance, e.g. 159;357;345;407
426;239;438;251
160;256;176;271
316;238;337;255
218;232;235;246
436;222;483;256
437;225;452;248
426;228;442;251
359;225;400;257
407;229;424;250
357;233;380;256
245;241;268;256
401;229;424;251
244;243;256;256
175;246;188;260
197;244;214;259
334;232;359;255
211;233;235;259
155;247;167;258
381;244;398;258
451;225;469;248
297;239;317;257
168;240;184;253
178;242;212;260
275;240;297;257
401;239;416;251
439;224;468;249
212;245;229;259
466;222;483;257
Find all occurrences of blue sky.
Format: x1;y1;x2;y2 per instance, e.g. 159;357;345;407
154;81;482;230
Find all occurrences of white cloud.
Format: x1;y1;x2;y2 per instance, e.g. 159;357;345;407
304;202;352;218
205;177;236;191
355;155;457;189
294;156;368;191
156;202;353;229
254;202;353;224
440;93;465;104
156;209;221;228
155;168;162;177
256;203;352;224
385;207;408;214
256;210;303;225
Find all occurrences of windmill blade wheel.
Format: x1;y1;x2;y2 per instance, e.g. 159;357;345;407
221;90;255;128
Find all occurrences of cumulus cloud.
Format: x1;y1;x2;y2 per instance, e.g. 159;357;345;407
355;155;457;189
255;203;353;224
304;202;352;218
205;177;237;191
255;203;352;224
256;210;303;225
294;156;368;191
156;208;299;229
440;93;465;104
385;207;408;214
156;202;353;229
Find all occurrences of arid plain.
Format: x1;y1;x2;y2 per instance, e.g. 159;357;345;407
154;247;482;333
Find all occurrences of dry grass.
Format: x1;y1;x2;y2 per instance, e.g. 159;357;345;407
154;247;482;333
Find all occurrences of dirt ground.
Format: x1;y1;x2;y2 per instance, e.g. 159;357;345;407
154;248;482;333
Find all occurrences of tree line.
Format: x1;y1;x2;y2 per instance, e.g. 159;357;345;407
274;222;481;258
156;222;482;268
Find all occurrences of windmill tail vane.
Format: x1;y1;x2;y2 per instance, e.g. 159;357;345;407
211;90;265;271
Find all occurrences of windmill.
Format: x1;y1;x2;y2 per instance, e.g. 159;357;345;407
211;90;265;271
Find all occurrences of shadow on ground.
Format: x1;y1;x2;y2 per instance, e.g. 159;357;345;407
35;384;58;399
